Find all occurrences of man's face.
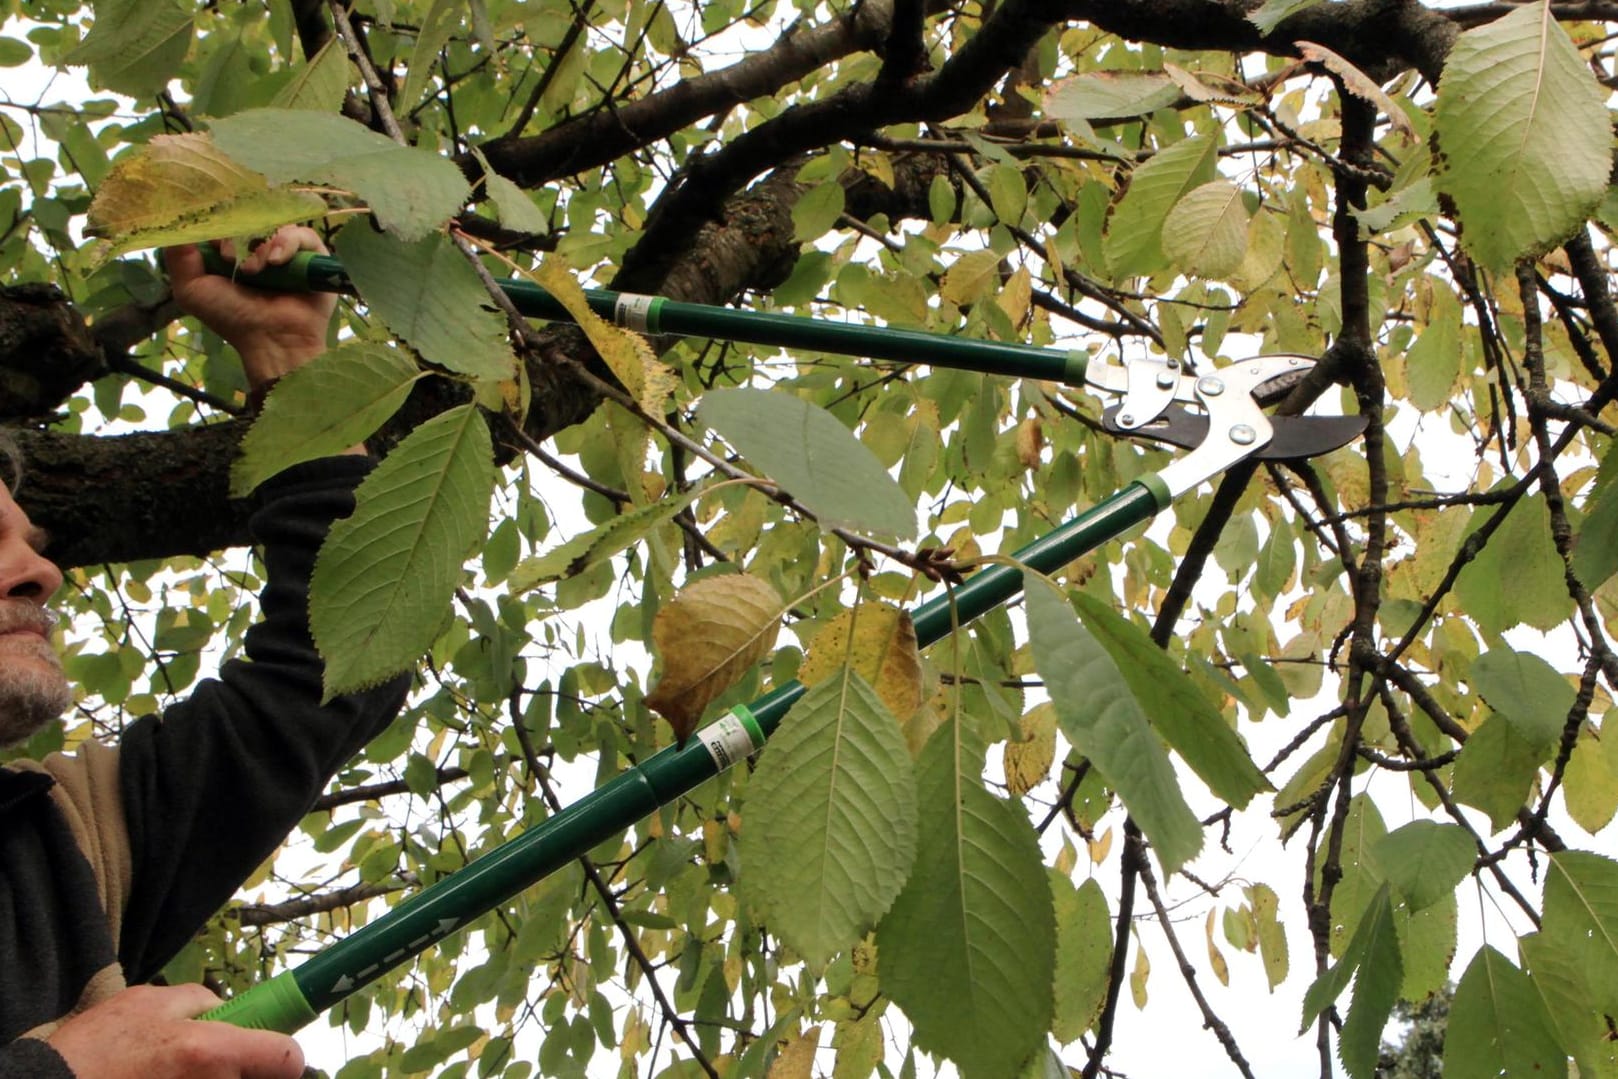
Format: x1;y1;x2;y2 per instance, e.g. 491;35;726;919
0;486;68;746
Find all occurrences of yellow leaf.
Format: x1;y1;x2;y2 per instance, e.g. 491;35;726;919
531;257;670;412
645;573;786;742
799;602;924;723
1130;942;1150;1009
1015;417;1044;470
939;248;1001;308
1205;910;1230;987
1088;826;1113;865
1003;702;1057;796
996;265;1032;330
767;1028;819;1079
86;132;326;254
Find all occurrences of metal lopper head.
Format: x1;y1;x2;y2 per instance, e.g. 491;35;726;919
1084;353;1367;497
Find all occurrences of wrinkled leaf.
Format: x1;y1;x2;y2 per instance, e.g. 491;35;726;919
85;133;326;254
1374;821;1474;913
61;0;192;96
646;573;785;741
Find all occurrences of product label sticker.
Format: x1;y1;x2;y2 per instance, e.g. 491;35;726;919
698;711;755;771
614;293;656;332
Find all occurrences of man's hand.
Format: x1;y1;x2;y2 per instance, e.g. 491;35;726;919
164;225;338;390
46;984;304;1079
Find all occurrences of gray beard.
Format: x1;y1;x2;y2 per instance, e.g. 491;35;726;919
0;633;72;747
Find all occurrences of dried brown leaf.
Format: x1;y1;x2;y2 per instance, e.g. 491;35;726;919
1295;40;1417;140
645;573;785;742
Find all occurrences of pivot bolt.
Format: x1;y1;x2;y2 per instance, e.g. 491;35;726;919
1230;424;1257;445
1120;413;1135;426
1156;371;1177;389
1198;377;1225;397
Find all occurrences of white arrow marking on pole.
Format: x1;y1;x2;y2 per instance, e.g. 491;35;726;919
332;975;354;993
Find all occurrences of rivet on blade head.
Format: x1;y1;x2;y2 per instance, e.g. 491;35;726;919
1231;424;1257;445
1198;377;1224;396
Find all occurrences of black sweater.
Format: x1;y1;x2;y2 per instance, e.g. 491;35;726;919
0;458;411;1076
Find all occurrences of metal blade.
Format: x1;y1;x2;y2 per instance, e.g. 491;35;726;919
1102;405;1367;461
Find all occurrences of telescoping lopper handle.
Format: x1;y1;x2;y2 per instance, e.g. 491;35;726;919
202;479;1170;1031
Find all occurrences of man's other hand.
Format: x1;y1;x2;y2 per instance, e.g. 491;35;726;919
46;984;304;1079
164;225;338;390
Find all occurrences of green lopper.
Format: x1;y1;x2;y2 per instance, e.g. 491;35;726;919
194;251;1365;1033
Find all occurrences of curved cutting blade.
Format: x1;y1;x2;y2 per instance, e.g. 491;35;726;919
1102;404;1367;460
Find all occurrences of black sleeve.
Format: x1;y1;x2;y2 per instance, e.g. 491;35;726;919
114;458;412;983
0;1039;75;1079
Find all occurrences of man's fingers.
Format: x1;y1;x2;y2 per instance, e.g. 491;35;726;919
160;244;205;290
202;1026;306;1079
239;225;326;274
141;981;225;1019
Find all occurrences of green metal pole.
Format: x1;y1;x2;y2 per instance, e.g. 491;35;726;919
202;476;1170;1032
201;249;1091;385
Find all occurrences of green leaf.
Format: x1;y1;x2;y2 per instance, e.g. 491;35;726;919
398;0;460;113
1051;874;1112;1042
1044;71;1179;121
877;717;1055;1079
1403;283;1461;412
1324;796;1387;959
1104;134;1218;279
1338;887;1402;1079
1434;1;1613;270
473;150;548;236
741;668;917;970
511;488;701;589
1395;891;1457;1002
1455;495;1574;635
1355;175;1439;235
1573;446;1618;589
210;108;471;240
1068;592;1269;808
1374;821;1474;913
1161;180;1249;279
987;163;1026;225
335;221;516;381
1563;722;1618;833
1024;576;1203;873
1443;946;1568;1079
1541;850;1618;1017
1301;884;1401;1079
699;388;916;538
1249;883;1289;991
231;341;421;496
311;404;495;696
1452;713;1544;831
60;0;193;97
792;181;846;243
271;37;350;112
1469;647;1574;749
1520;930;1618;1078
1247;0;1326;33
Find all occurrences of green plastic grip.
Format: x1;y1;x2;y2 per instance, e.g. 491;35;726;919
197;244;319;293
199;970;318;1033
